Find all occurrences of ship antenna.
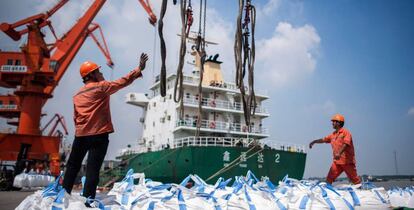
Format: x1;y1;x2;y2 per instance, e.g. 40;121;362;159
394;150;399;175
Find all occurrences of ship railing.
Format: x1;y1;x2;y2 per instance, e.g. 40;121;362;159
182;75;268;97
262;140;307;153
176;119;269;134
118;148;145;156
172;137;306;153
182;96;268;114
173;136;256;148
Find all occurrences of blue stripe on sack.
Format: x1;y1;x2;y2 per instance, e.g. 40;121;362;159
361;182;376;190
196;191;221;209
131;193;151;207
299;195;309;209
279;187;288;195
373;189;387;204
147;201;156;210
178;189;187;210
51;189;65;210
265;179;276;191
324;196;336;210
315;185;336;210
194;174;208;186
282;175;288;182
214;177;224;188
275;198;287;210
120;169;134;183
121;192;129;205
211;196;222;210
86;198;106;210
325;185;354;210
179;175;192;187
214;203;222;210
149;184;172;191
348;187;361;206
161;187;187;210
80;176;86;196
223;193;232;201
259;186;287;210
244;186;256;210
342;199;355;210
216;178;232;189
247;170;260;183
43;172;63;197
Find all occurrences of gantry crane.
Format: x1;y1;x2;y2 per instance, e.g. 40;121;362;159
0;0;156;176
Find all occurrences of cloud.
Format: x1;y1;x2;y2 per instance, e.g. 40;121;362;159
257;22;320;87
305;100;336;115
260;0;282;16
408;107;414;116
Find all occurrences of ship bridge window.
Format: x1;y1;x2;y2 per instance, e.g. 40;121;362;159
186;93;190;98
169;94;172;99
0;101;3;105
7;59;13;65
15;59;21;65
167;115;171;121
9;100;15;105
160;117;165;123
153;121;155;127
153;102;156;107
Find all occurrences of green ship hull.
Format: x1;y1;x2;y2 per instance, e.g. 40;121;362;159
125;146;306;184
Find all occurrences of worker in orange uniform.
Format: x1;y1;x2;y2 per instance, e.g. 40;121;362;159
309;114;361;185
63;53;148;202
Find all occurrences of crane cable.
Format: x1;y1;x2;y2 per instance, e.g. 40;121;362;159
195;0;207;138
158;0;168;97
174;0;193;120
234;0;256;130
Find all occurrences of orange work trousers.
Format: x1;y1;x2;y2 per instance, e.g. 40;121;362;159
326;162;361;184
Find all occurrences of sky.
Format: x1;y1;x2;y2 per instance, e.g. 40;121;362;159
0;0;413;178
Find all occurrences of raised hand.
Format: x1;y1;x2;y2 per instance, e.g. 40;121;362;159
139;53;149;70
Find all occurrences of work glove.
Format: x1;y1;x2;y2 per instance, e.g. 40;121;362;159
139;53;148;70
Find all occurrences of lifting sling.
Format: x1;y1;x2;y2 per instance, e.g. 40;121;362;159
174;0;193;119
234;0;257;130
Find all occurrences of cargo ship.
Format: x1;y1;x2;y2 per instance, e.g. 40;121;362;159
116;40;307;184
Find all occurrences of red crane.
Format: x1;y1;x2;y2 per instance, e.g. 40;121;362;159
0;0;156;175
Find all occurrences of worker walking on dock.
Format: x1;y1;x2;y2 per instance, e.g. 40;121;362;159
309;114;361;185
62;53;148;201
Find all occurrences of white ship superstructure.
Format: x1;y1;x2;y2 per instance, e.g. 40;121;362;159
126;50;271;154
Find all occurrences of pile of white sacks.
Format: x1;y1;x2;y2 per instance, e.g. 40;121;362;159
13;170;55;188
16;169;414;210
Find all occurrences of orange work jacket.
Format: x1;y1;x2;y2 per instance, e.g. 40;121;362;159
73;69;141;137
323;127;356;165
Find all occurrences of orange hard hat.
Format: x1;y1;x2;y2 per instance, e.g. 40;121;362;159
80;61;100;78
331;114;345;122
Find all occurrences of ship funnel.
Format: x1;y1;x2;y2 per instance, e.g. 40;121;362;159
202;54;224;86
